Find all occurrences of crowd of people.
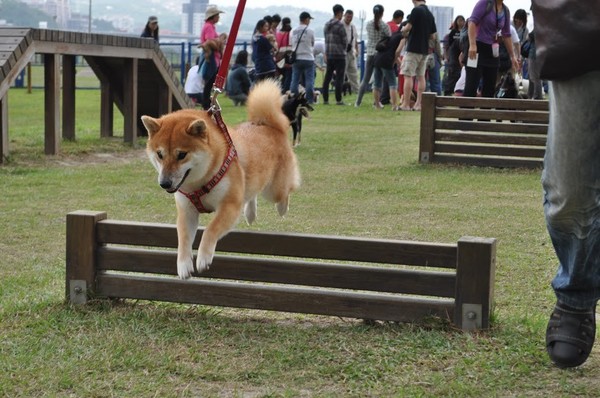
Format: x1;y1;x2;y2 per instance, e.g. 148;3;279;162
170;0;545;110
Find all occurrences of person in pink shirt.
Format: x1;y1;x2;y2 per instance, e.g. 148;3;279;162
199;5;224;109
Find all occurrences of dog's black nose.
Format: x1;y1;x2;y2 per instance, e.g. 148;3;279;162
160;180;172;190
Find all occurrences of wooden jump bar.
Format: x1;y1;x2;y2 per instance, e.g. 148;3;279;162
66;211;497;330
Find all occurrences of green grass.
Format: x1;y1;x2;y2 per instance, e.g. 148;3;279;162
1;82;600;397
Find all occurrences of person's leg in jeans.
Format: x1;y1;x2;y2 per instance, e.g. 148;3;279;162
543;71;600;367
372;66;383;108
429;55;442;95
384;68;398;109
303;61;315;104
355;55;374;106
290;62;301;96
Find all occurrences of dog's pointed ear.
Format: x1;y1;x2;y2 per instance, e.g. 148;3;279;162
187;119;207;138
141;115;161;137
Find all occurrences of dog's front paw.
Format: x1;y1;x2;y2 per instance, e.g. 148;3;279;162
177;256;195;279
195;249;214;274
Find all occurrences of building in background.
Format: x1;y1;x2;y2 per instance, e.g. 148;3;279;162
182;0;209;37
428;6;453;38
22;0;71;29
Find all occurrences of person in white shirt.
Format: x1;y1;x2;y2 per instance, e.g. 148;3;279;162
290;11;317;103
184;64;204;105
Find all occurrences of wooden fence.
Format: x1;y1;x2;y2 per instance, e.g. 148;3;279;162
419;93;549;168
66;210;497;330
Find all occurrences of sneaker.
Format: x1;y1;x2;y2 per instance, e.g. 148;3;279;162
546;301;596;368
336;101;346;106
322;101;329;105
373;102;384;109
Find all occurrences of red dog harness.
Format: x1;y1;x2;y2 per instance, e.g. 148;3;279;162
178;144;237;214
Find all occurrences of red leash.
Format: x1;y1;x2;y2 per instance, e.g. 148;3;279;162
179;0;246;214
213;0;247;95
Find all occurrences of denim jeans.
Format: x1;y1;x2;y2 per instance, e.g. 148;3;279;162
427;54;442;95
355;55;375;106
373;67;397;89
542;70;600;309
290;59;315;104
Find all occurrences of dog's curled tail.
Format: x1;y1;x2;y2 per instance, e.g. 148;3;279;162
246;79;289;134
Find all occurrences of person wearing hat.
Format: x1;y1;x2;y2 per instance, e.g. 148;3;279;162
290;12;316;104
199;4;225;109
141;16;159;42
321;4;348;105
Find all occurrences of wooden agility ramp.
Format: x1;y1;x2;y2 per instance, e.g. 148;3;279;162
0;28;194;163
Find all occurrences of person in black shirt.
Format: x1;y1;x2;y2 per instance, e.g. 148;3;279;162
442;15;465;95
398;0;437;110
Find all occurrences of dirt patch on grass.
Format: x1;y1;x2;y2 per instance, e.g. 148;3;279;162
53;150;147;167
4;148;148;168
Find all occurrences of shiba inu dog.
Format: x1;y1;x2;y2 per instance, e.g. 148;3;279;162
281;91;314;147
142;79;300;279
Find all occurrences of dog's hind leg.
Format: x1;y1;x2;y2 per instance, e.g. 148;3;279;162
244;196;258;225
268;164;300;217
276;196;289;217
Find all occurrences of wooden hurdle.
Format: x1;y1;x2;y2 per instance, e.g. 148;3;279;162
419;93;549;168
66;211;497;330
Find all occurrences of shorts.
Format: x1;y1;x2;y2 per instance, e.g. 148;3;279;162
373;67;398;89
400;52;428;77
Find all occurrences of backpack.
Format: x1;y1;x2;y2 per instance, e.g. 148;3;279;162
521;31;534;58
520;40;531;59
459;0;507;63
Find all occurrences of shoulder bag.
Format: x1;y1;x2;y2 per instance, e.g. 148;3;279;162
287;27;308;65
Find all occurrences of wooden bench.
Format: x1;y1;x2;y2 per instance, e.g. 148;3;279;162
419;93;549;168
66;211;497;330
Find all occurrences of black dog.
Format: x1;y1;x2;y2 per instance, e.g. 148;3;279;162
495;72;526;99
282;91;314;147
342;80;352;96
